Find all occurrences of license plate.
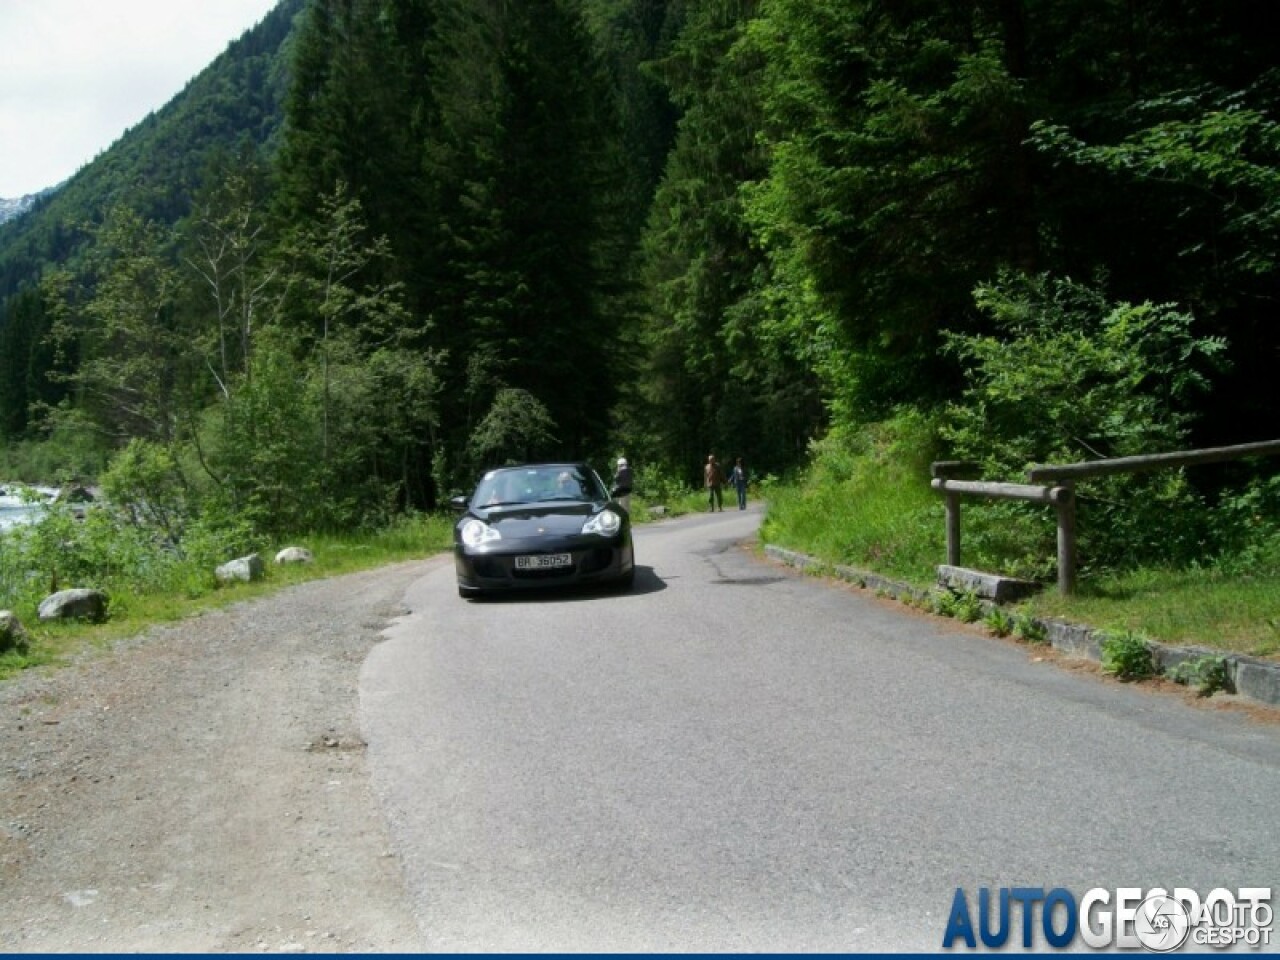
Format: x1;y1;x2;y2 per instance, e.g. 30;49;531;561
515;553;572;570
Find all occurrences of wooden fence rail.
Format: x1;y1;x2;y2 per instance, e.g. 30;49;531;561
932;439;1280;596
1026;439;1280;483
930;478;1077;594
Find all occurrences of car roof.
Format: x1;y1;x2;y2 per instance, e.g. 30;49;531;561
484;462;593;473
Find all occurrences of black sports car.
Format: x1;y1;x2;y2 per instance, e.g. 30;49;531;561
450;463;635;599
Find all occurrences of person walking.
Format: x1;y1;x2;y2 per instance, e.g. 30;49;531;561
613;457;633;514
730;456;748;510
704;454;724;512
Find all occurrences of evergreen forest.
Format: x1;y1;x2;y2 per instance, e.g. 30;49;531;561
1;0;1277;584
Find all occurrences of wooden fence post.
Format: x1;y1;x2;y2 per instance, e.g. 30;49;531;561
931;462;978;569
1054;484;1076;596
929;439;1277;596
945;491;961;566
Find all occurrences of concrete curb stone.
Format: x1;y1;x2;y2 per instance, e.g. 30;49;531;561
762;543;1280;708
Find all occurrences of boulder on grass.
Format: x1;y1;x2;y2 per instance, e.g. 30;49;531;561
275;546;314;565
0;610;30;652
37;588;109;623
215;553;265;585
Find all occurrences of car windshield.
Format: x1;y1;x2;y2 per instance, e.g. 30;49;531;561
472;466;605;507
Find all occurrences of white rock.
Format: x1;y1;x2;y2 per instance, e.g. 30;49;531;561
215;553;265;584
37;588;109;623
275;546;314;565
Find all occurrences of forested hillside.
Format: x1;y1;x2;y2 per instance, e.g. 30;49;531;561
1;0;1276;545
0;0;303;441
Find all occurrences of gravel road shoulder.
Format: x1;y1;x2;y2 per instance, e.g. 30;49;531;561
0;558;442;952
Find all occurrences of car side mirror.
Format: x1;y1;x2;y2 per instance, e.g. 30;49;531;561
449;495;470;514
611;485;631;498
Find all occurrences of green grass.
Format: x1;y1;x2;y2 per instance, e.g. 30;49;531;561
630;488;725;520
1019;567;1280;659
1;489;717;683
759;412;1280;662
0;513;455;680
759;415;944;586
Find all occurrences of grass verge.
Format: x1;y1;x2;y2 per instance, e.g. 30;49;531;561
759;413;943;587
758;412;1280;661
1020;568;1280;659
0;513;455;680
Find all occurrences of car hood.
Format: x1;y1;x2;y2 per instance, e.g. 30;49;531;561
473;502;599;538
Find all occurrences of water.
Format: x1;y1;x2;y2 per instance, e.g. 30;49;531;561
0;485;55;532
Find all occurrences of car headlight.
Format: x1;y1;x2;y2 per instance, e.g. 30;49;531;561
582;509;621;536
460;518;501;547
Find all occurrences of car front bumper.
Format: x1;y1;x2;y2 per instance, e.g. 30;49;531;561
454;534;634;593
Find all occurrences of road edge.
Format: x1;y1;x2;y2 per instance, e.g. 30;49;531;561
762;543;1280;709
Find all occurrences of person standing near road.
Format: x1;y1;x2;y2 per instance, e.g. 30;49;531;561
613;457;633;514
730;457;748;510
704;454;724;512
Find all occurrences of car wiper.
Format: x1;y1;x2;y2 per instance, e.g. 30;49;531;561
481;500;527;508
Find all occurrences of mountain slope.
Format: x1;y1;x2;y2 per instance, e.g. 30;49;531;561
0;188;59;227
0;0;304;301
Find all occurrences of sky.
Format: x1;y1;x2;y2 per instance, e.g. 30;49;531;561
0;0;283;198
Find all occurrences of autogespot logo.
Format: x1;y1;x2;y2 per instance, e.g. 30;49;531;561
941;886;1273;951
1133;893;1192;952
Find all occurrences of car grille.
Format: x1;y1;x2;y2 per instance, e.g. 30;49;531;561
472;547;615;581
512;564;577;580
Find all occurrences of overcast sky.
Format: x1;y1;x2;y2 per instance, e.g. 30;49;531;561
0;0;282;198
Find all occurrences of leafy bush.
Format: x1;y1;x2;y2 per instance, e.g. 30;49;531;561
941;272;1227;574
0;424;110;484
1099;629;1156;681
0;499;183;616
984;606;1015;637
954;590;983;623
1168;655;1231;697
931;590;957;617
100;438;190;549
1014;611;1048;644
631;461;693;504
1208;475;1280;577
944;272;1223;470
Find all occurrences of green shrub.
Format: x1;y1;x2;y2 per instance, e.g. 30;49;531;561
954;590;983;623
1208;476;1280;577
931;590;957;617
1167;655;1232;697
984;606;1015;637
1014;611;1048;644
100;438;191;549
1099;629;1156;681
631;461;690;504
941;272;1227;574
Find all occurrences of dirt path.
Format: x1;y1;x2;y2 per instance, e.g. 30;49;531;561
0;559;438;952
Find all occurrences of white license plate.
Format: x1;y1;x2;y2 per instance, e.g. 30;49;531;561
515;553;572;570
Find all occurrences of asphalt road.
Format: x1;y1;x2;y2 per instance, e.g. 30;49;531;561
360;505;1280;952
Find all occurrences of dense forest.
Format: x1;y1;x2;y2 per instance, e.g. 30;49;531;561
1;0;1277;545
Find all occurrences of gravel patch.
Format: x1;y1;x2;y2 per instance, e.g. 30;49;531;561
0;560;434;952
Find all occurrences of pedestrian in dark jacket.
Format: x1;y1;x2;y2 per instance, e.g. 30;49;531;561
730;457;748;510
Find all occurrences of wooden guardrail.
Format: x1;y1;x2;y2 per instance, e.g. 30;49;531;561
930;468;1077;594
932;439;1280;596
1026;439;1280;483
